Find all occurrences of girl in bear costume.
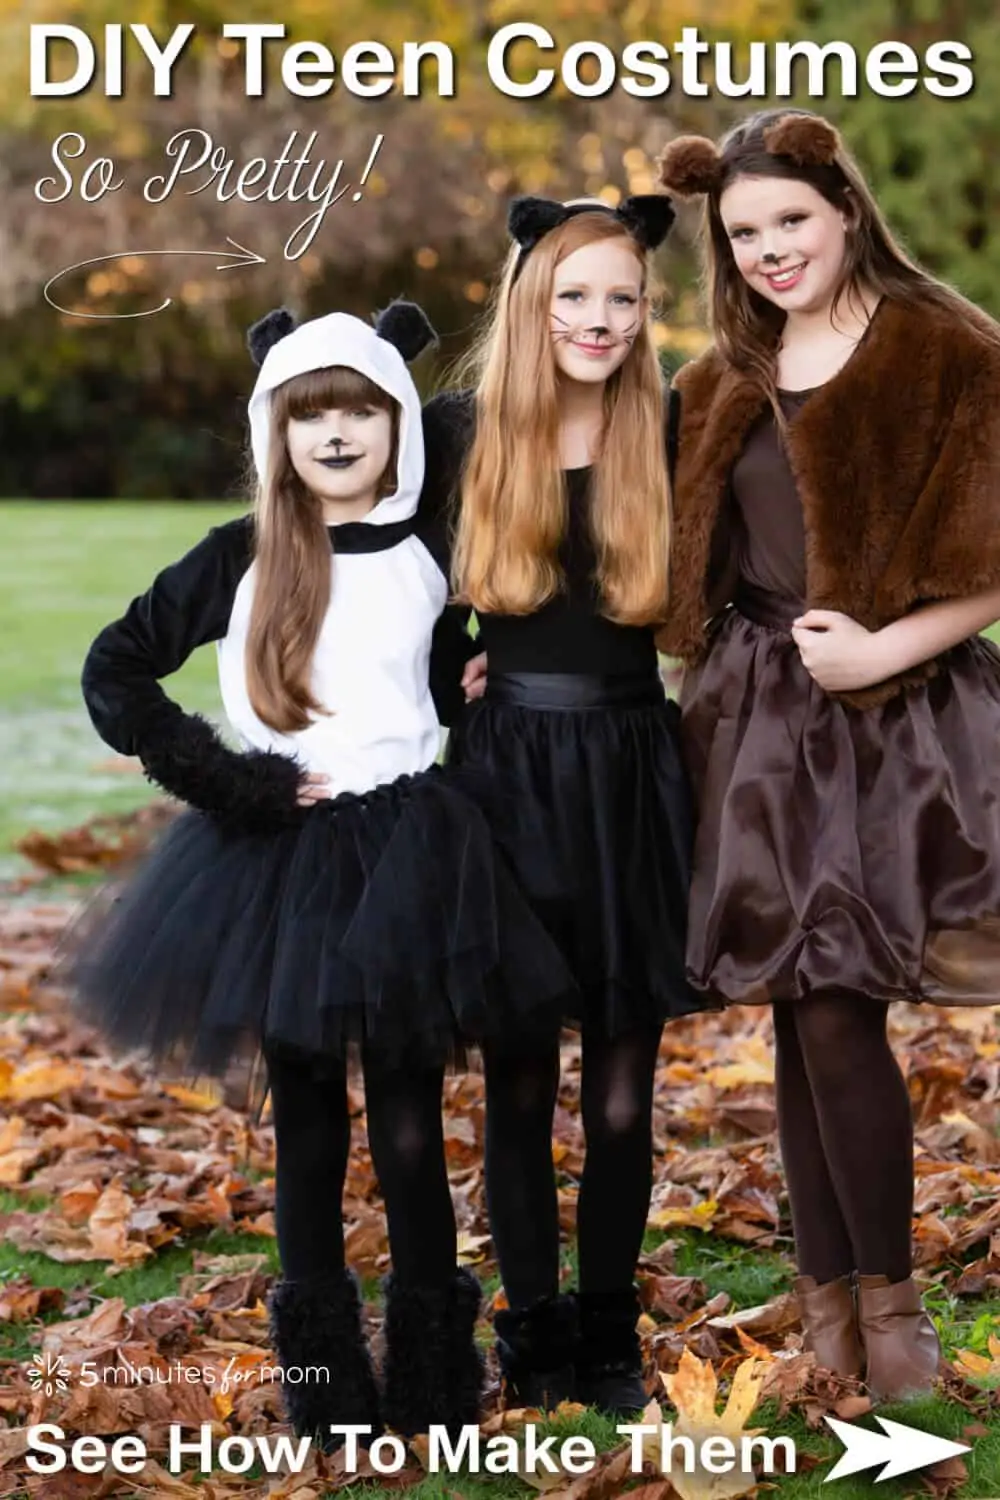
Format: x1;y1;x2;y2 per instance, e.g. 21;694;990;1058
73;301;573;1445
657;109;1000;1401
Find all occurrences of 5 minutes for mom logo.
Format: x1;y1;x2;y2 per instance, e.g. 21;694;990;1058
26;1354;71;1397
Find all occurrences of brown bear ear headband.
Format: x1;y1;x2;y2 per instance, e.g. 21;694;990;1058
656;114;841;199
508;194;676;281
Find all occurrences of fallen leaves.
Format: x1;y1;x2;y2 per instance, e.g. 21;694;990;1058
14;802;176;878
0;815;998;1497
659;1351;765;1500
952;1332;1000;1382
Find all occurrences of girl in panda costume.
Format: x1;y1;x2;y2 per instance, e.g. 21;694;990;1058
73;301;573;1446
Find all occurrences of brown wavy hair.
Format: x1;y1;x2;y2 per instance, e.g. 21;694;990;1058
246;366;400;732
696;108;996;411
452;211;671;625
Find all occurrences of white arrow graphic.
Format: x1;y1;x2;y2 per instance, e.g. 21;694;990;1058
824;1414;970;1483
43;239;266;320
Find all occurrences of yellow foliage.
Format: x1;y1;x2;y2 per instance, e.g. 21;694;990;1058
649;1350;766;1500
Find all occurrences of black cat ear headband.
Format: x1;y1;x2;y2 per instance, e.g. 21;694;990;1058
508;194;676;282
246;299;437;367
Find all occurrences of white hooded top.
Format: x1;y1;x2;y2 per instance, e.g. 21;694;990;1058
216;312;449;795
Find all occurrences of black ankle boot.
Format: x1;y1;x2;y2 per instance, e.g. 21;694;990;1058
494;1293;578;1410
382;1267;485;1439
575;1287;647;1415
268;1270;381;1451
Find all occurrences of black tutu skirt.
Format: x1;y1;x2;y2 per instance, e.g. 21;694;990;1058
446;671;709;1034
67;766;576;1079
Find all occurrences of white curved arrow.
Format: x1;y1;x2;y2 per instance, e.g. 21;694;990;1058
43;238;266;320
824;1414;970;1483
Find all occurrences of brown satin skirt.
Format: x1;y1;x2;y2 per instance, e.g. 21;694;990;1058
681;583;1000;1007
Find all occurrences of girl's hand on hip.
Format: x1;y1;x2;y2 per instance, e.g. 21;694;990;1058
462;651;488;702
791;610;894;691
296;772;331;806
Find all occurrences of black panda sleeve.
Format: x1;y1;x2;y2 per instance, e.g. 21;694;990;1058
418;390;480;727
81;516;305;831
428;605;479;729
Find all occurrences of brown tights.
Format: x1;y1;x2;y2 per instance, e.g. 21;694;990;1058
773;994;913;1284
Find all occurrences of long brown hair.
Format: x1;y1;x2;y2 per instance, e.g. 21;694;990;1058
452;212;671;625
698;109;997;409
246;366;400;732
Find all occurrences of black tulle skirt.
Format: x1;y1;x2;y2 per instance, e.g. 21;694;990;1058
447;671;709;1034
67;766;576;1078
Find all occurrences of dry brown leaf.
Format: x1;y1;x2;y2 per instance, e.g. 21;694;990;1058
87;1180;152;1265
919;1455;969;1498
541;1442;637;1500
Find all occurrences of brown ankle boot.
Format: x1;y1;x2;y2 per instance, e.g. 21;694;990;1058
794;1274;864;1377
856;1275;941;1401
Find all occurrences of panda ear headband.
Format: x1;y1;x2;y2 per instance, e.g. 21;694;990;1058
246;299;438;367
507;194;675;282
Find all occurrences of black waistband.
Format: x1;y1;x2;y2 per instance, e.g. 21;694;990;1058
485;670;665;709
732;580;803;631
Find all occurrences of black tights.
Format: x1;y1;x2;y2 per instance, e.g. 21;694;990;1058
483;1026;662;1309
266;1050;456;1288
773;994;913;1284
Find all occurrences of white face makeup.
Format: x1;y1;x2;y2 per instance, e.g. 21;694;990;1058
286;403;394;517
549;239;646;386
720;175;850;318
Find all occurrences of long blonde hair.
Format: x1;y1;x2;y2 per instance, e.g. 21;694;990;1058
246;366;399;732
452;212;671;625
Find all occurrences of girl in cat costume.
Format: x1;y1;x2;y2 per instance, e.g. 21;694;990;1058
422;194;709;1415
73;302;573;1445
657;109;1000;1400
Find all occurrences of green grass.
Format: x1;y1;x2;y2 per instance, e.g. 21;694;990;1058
1;501;241;879
4;499;1000;885
4;501;1000;1493
2;1208;998;1496
655;1226;794;1306
0;1226;280;1365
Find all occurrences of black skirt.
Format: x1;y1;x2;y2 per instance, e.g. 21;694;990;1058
446;671;708;1034
67;766;575;1078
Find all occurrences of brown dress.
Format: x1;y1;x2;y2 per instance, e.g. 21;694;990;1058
681;391;1000;1007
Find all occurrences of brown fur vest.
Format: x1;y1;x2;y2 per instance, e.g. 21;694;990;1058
659;296;1000;708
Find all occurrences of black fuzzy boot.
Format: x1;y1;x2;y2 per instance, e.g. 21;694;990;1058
268;1271;381;1451
575;1286;647;1415
494;1293;578;1410
382;1267;485;1439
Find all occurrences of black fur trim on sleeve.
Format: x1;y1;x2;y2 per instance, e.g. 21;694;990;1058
140;711;306;833
247;308;297;367
374;300;438;363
